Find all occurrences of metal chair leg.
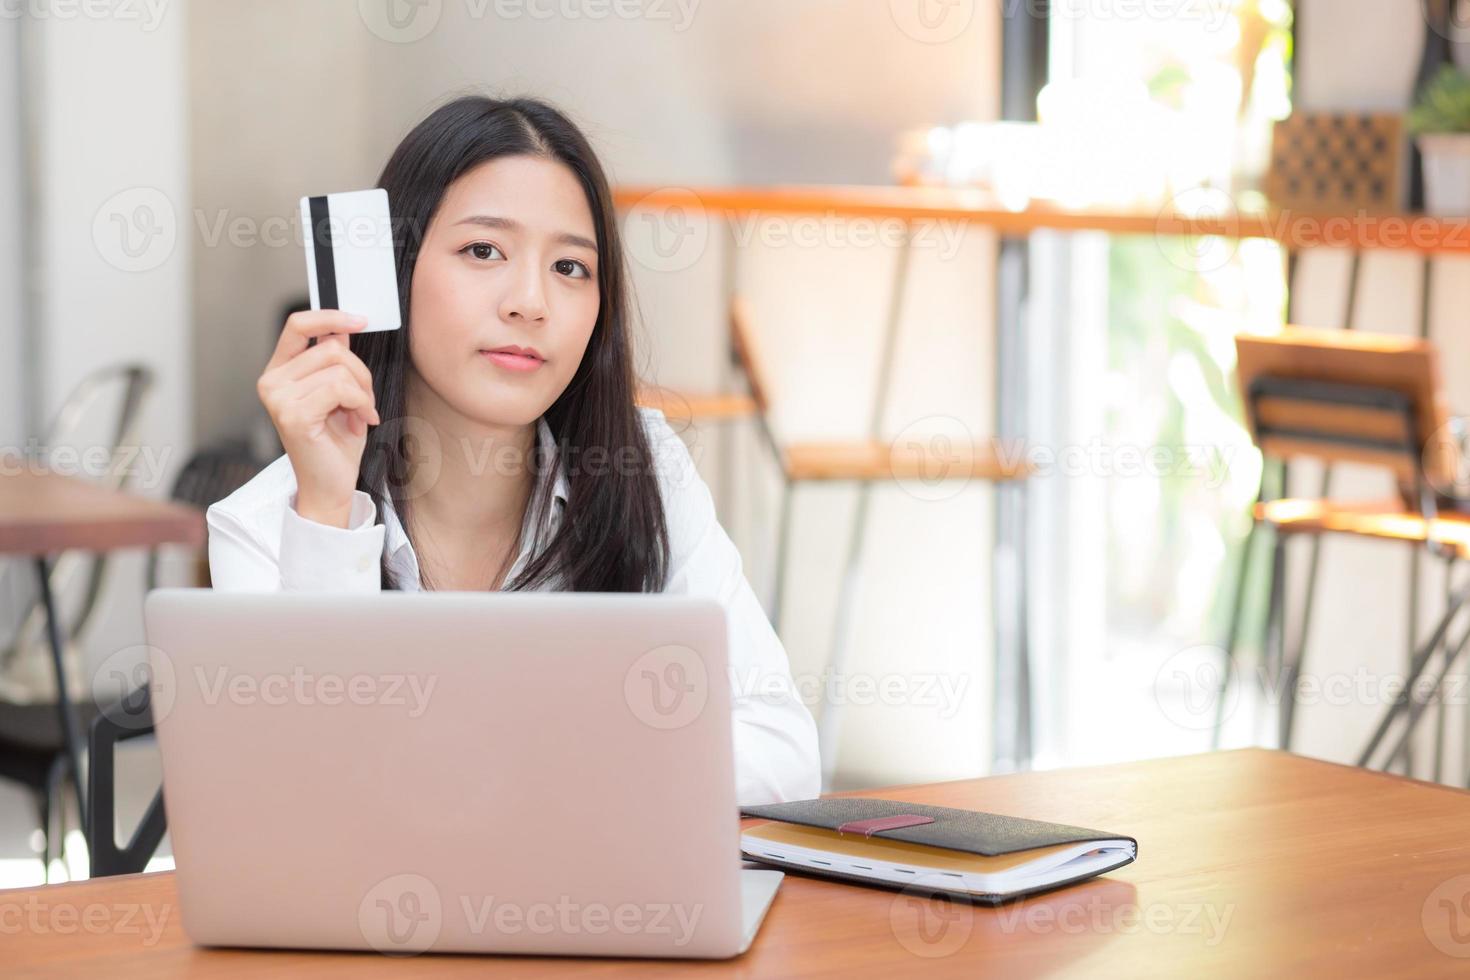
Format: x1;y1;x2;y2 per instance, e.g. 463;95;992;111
1265;534;1289;748
1012;479;1032;769
1404;544;1422;776
1383;553;1464;777
44;753;68;883
1213;514;1257;748
1278;542;1309;752
1381;615;1470;774
1218;460;1287;749
770;479;794;634
1433;556;1455;783
1277;457;1336;751
1358;574;1470;768
1276;547;1313;750
35;556;89;843
34;787;51;882
816;482;877;788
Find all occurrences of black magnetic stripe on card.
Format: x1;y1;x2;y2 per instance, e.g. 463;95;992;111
308;195;338;310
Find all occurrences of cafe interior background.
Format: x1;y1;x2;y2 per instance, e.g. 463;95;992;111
3;0;1470;886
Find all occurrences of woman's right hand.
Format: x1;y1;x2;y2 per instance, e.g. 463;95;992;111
257;310;381;528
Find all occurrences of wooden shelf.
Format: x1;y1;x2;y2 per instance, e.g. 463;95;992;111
635;387;757;423
614;184;1470;256
782;439;1029;483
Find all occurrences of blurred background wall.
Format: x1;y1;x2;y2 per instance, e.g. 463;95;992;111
11;5;192;686
1;16;25;448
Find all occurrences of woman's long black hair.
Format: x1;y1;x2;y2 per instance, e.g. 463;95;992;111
352;94;669;593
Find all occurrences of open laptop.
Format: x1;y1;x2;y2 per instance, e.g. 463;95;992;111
142;588;783;958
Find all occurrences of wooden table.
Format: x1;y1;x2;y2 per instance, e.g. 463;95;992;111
0;466;204;843
0;467;205;556
8;749;1470;978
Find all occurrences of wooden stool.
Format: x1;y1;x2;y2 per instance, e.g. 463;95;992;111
1223;327;1467;777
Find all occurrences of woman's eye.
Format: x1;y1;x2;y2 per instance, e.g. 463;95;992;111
554;258;591;279
462;242;503;261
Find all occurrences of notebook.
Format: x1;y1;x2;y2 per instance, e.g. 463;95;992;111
740;799;1137;903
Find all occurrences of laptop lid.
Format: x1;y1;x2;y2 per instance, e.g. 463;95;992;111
142;589;744;958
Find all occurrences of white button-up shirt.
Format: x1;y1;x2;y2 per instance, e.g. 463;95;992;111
205;407;820;806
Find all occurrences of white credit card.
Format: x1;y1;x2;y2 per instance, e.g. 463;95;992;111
300;188;401;331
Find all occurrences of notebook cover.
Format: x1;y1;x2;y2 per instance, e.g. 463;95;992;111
739;798;1136;859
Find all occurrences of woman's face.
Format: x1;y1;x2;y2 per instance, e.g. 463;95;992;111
407;154;601;429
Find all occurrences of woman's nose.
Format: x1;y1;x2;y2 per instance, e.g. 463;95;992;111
501;262;549;323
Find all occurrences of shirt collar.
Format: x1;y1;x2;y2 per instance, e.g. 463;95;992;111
380;416;568;588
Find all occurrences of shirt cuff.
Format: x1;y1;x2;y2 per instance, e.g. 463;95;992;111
279;490;385;591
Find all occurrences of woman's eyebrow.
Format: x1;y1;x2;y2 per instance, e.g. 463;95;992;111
453;214;598;253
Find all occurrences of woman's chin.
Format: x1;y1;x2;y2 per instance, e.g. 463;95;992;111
456;395;549;432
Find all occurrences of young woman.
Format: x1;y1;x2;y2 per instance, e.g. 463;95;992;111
205;95;819;805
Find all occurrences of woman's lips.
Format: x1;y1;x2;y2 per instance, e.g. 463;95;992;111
479;349;545;373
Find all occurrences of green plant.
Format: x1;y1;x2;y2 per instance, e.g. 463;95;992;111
1409;66;1470;135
